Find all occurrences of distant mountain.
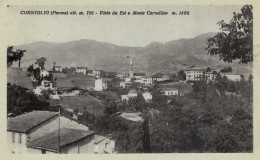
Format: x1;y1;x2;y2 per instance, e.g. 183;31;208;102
15;32;252;77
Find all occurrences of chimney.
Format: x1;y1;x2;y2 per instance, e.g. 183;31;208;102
72;108;79;120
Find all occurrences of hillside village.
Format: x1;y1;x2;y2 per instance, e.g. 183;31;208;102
7;54;251;154
6;4;253;154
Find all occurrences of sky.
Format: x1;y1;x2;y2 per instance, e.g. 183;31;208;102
5;5;242;47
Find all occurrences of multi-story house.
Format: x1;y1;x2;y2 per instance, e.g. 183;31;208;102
141;76;153;86
205;70;217;82
40;69;49;78
88;69;103;78
220;73;242;81
142;92;152;102
75;67;87;74
160;87;179;96
185;67;205;81
33;80;56;95
121;89;138;103
7;111;115;154
94;78;112;91
53;66;63;72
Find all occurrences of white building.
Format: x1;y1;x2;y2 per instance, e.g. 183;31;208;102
205;70;217;82
220;73;242;81
94;135;115;154
153;77;163;82
40;69;49;78
88;69;103;78
94;78;111;91
33;80;56;95
7;111;115;154
133;73;146;79
185;67;204;81
120;81;133;88
75;67;87;74
160;87;179;96
162;75;171;81
142;92;152;102
141;76;153;86
121;90;138;103
54;66;63;72
116;73;128;79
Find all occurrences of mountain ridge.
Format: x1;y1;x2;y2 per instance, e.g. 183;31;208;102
14;32;252;77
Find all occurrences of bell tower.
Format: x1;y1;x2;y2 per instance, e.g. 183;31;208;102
129;57;134;79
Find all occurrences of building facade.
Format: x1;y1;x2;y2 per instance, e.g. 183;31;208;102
33;80;56;95
185;67;204;81
220;73;242;81
141;76;153;86
121;90;138;103
7;111;115;154
94;78;110;91
142;92;152;102
76;67;87;74
160;87;179;96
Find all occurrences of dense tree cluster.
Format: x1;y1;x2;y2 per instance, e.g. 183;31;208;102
7;84;51;116
7;46;26;68
220;67;233;72
149;79;252;152
206;5;253;63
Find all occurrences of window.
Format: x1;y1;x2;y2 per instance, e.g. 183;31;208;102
12;133;15;143
105;142;108;149
27;135;31;142
41;150;46;154
19;134;22;144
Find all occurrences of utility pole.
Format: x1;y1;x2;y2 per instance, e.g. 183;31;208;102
57;107;61;153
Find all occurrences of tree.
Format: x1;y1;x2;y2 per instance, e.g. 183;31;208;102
7;84;50;116
27;65;34;75
104;101;118;116
7;46;26;67
206;5;253;64
171;74;178;82
142;112;152;153
16;49;26;68
36;57;47;69
206;67;211;72
220;67;232;72
178;70;186;81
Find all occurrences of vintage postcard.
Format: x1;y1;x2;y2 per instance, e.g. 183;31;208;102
0;0;259;160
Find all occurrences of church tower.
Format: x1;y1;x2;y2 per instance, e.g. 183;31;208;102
129;57;134;79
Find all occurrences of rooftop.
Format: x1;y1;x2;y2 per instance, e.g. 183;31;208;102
27;128;96;151
186;67;204;71
134;73;146;76
7;111;59;133
94;135;110;144
76;67;87;69
160;86;178;92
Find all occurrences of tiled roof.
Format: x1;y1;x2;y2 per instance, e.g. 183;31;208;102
94;135;108;144
7;111;59;133
27;129;96;151
186;67;204;71
134;73;146;76
160;86;178;92
76;67;87;69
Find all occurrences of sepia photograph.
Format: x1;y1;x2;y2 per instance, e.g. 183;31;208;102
4;4;254;154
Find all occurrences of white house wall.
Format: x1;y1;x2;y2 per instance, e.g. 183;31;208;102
7;132;27;154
